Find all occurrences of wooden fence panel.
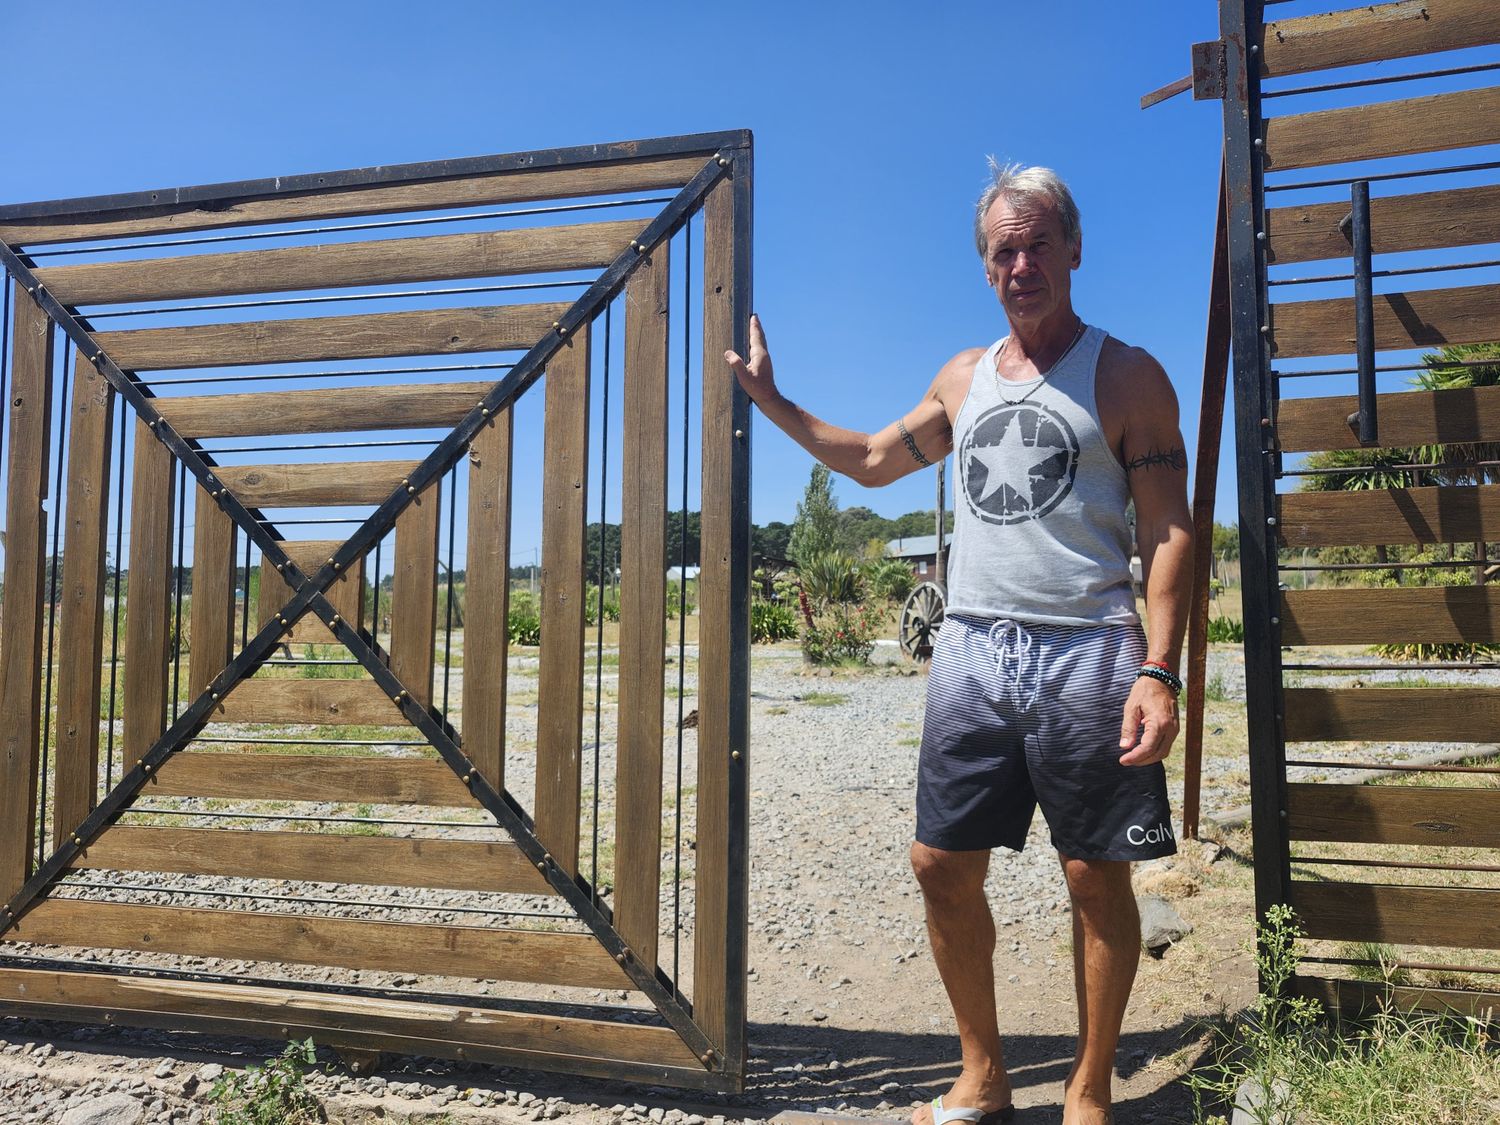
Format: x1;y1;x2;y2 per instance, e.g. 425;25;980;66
389;481;440;708
158;382;500;439
122;421;175;763
1291;881;1500;950
1260;0;1500;78
1287;782;1500;847
1271;283;1500;360
1264;86;1500;172
1266;183;1500;264
463;409;513;788
216;460;418;508
146;753;473;806
1278;486;1500;548
258;541;366;645
1281;587;1500;645
187;493;236;700
1285;687;1500;743
1276;385;1500;452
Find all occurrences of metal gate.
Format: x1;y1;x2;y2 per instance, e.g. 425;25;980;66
1206;2;1500;1014
0;131;752;1089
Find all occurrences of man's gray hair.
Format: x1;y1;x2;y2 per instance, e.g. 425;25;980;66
973;159;1082;260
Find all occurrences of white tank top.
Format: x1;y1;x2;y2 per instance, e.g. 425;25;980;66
944;324;1138;626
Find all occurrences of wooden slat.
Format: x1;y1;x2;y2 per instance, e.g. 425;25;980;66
146;753;473;806
0;155;709;247
1267;183;1500;265
0;968;705;1081
534;333;590;876
1286;687;1500;743
0;293;54;896
1291;881;1500;950
1286;782;1500;846
614;244;670;968
217;459;418;507
1264;86;1500;172
463;410;513;788
1293;975;1500;1022
122;420;176;762
98;301;566;371
1271;283;1500;360
5;900;632;990
258;540;365;645
1281;586;1500;645
209;677;401;727
694;176;748;1056
53;351;114;839
1261;0;1500;78
389;481;440;708
1276;385;1500;452
39;220;644;306
72;826;553;894
187;491;236;699
1279;486;1500;547
157;380;498;440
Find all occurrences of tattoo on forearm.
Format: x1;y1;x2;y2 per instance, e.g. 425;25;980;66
897;419;932;466
1125;446;1187;473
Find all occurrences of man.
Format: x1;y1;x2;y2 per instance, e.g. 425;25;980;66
725;162;1193;1125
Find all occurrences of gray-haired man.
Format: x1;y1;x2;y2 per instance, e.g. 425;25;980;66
726;163;1194;1125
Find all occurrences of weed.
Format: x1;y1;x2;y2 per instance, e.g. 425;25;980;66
799;692;847;707
208;1038;326;1124
1205;672;1228;702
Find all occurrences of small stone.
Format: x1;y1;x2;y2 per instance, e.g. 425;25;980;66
194;1065;223;1085
153;1062;174;1079
60;1095;146;1125
1139;893;1193;956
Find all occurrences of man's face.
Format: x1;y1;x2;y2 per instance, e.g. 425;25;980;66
981;195;1081;328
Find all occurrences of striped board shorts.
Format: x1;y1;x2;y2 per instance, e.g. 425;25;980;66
915;614;1177;861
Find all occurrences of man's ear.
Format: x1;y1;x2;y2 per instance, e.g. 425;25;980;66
1070;236;1083;270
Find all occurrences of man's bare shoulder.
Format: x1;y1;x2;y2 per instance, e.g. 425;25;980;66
930;346;987;402
1098;336;1177;406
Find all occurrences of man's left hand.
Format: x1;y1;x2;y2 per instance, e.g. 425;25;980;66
1118;675;1179;766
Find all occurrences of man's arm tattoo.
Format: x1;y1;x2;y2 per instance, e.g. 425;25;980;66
897;418;932;466
1124;446;1187;474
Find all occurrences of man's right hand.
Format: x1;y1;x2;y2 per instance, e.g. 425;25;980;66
724;313;778;405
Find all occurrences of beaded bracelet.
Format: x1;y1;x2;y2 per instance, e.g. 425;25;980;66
1137;664;1184;694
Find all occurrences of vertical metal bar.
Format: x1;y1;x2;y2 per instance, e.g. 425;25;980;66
1219;0;1292;944
673;218;692;995
592;302;612;907
1350;181;1379;447
170;462;187;720
37;332;71;868
105;397;126;795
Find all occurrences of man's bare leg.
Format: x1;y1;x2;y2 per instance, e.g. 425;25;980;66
1058;855;1139;1125
908;842;1013;1125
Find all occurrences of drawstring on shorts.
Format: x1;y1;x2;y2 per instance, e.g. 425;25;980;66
987;619;1041;712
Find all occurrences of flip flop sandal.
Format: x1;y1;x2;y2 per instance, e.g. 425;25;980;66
929;1094;1017;1125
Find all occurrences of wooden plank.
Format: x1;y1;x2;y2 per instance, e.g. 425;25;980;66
1271;283;1500;360
53;350;114;839
145;753;473;806
209;677;401;727
1264;86;1500;172
5;900;633;989
534;332;589;876
694;175;749;1056
0;293;54;896
1286;687;1500;743
1281;586;1500;645
38;219;645;305
463;409;513;787
1276;385;1500;452
1290;881;1500;950
1286;781;1500;846
71;826;554;895
258;540;365;645
187;490;236;699
156;380;499;440
389;480;440;708
0;968;705;1081
122;420;176;763
1261;0;1500;78
1266;183;1500;265
1293;975;1500;1022
0;155;709;247
216;460;419;507
614;244;670;968
1278;486;1500;548
98;301;566;371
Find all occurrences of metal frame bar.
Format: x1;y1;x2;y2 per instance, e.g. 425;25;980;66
1347;181;1378;446
0;137;752;1089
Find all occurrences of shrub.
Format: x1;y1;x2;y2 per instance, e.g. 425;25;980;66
798;550;862;608
862;557;917;603
507;606;541;646
208;1038;326;1125
1206;616;1244;643
751;599;798;644
667;581;696;619
583;583;621;626
802;600;883;666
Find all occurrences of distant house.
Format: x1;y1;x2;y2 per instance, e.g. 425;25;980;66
666;565;700;582
884;533;952;581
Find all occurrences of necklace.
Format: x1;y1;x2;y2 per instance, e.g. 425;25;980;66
994;318;1087;406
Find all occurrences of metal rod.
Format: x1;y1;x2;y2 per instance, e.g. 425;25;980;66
1269;257;1500;287
1285;759;1500;774
124;806;497;827
27;196;679;258
1267;158;1500;193
170;461;187;721
1275;357;1500;378
1300;955;1500;975
53;879;579;920
105;397;126;794
257;516;370;526
1292;856;1500;874
592;302;612;907
152;360;515;388
82;280;590;319
1349;181;1378;446
37;331;72;869
1264;60;1500;100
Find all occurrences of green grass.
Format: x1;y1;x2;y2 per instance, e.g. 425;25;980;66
798;691;847;707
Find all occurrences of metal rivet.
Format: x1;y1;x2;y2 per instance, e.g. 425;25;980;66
481;406;490;416
1260;324;1271;334
1271;616;1280;626
1253;138;1264;148
732;750;742;761
276;561;286;571
462;773;471;784
406;484;416;494
701;1050;715;1066
1278;809;1287;819
211;692;219;700
717;156;730;167
1256;231;1266;241
280;1026;289;1037
552;321;563;332
1260;417;1271;426
330;615;341;626
536;860;546;871
734;429;744;439
615;951;628;965
73;836;81;846
543;853;553;865
1267;516;1277;525
1250;44;1259;54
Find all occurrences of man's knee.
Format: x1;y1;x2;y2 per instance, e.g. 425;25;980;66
910;841;988;903
1059;855;1133;916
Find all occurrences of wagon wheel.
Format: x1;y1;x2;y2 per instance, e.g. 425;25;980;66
899;581;946;663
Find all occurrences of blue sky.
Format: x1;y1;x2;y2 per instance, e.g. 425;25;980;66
5;1;1493;567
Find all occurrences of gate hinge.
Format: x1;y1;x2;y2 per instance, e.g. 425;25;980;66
1192;40;1228;101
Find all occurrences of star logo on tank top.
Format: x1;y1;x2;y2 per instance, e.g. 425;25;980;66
959;403;1080;524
